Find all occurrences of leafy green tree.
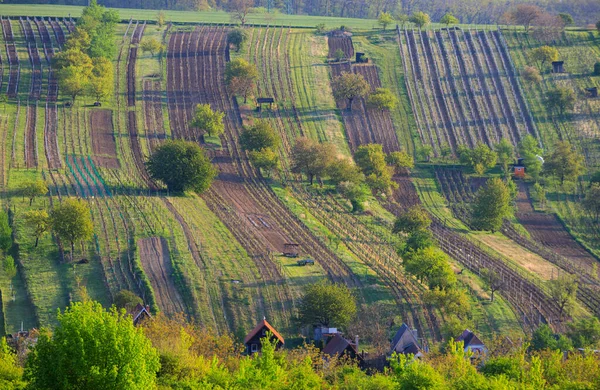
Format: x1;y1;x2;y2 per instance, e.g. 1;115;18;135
140;37;164;57
367;88;398;111
440;13;459;26
298;282;357;329
543;141;584;185
495;138;515;175
531;324;572;351
50;198;94;262
146;140;217;193
392;354;446;389
0;337;24;388
378;11;394;30
239;119;280;152
20;179;48;206
354;144;396;194
386;151;414;174
0;212;12;254
416;145;433;162
333;48;345;62
522;65;542;85
545;87;576;115
519;135;543;180
225;58;258;103
291;137;336;185
532;182;547;209
248;148;279;175
558;13;574;26
337;181;370;213
64;27;92;52
227;28;247;52
77;1;119;59
567;317;600;349
24;210;50;248
410;12;431;28
472;178;512;233
425;287;470;319
530;46;559;68
156;10;167;27
327;158;364;186
25;300;160;389
458;143;497;175
191;103;225;137
2;255;16;280
332;71;370;110
395;13;410;28
87;57;113;102
56;59;93;103
480;268;503;302
403;229;434;254
548;275;578;320
583;184;600;222
114;290;143;312
393;206;431;235
404;246;456;290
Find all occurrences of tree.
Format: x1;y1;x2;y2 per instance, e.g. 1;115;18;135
472;178;512;233
548;275;578;320
190;103;225;137
395;13;410;28
327;158;364;186
403;229;434;254
543;141;584;185
227;28;247;52
297;282;357;329
337;181;370;213
50;198;94;262
378;11;394;30
248;148;279;175
416;145;433;162
24;210;50;248
228;0;253;26
519;135;543;180
333;48;346;62
393;206;431;235
545;87;576;115
146;140;217;193
531;324;572;351
20;179;48;206
24;300;160;389
239;119;280;152
87;56;113;102
386;151;414;174
530;46;559;68
404;247;456;290
140;37;163;57
332;71;370;110
522;66;542;85
291;137;336;185
508;4;543;33
440;13;459;27
495;139;514;175
354;144;397;194
583;184;600;222
410;12;431;28
532;182;547;209
2;255;16;280
481;268;503;302
0;212;12;254
458;143;498;175
225;58;258;103
57;63;93;103
558;13;574;26
0;337;24;388
424;287;470;319
567;317;600;349
532;14;565;43
114;290;143;312
367;88;398;111
156;10;167;27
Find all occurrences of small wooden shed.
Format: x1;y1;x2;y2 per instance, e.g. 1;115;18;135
283;243;300;257
356;52;368;63
244;318;284;354
256;97;274;112
552;61;565;73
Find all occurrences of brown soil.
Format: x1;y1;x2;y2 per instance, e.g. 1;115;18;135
90;109;120;168
24;104;37;168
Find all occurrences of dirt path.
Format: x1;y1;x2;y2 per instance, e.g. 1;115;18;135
90;109;119;168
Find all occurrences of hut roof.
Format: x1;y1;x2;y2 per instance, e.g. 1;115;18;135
322;334;358;357
390;323;421;355
456;329;484;348
244;319;284;345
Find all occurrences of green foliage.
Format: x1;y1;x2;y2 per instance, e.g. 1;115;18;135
354;144;397;194
225;58;258;102
332;71;370;110
567;317;600;349
50;198;94;261
248;148;279;175
19;180;48;206
24;300;160;389
146;140;217;193
0;212;12;254
327;158;364;186
156;10;167;27
140;37;164;56
113;290;143;312
297;282;357;329
543;141;584;185
471;178;512;233
416;145;433;162
494;138;514;174
337;181;370;213
315;23;327;34
378;11;394;30
545;87;576;114
0;338;24;389
532;182;547;209
227;28;247;52
77;0;119;59
386;151;414;174
23;210;50;248
403;229;434;253
530;45;559;67
239;119;280;152
393;206;431;235
558;13;574;26
55;50;94;102
583;184;600;222
391;353;445;389
522;65;542;85
548;275;578;320
404;246;456;290
440;13;459;26
190;103;225;137
291;137;337;185
518;135;543;180
87;57;114;102
2;255;16;280
367;88;399;111
458;143;497;175
410;12;431;28
531;324;573;351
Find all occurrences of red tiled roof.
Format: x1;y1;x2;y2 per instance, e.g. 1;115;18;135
244;319;284;345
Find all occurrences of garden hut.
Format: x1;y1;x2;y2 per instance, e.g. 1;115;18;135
244;318;284;354
586;87;598;98
552;61;565;73
456;329;488;355
256;97;274;112
283;242;300;257
390;323;423;357
356;52;368;63
322;333;363;363
129;303;152;326
513;158;526;179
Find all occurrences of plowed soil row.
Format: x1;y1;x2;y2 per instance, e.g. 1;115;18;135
90;109;119;168
24;34;43;100
127;47;138;107
33;17;52;63
138;236;185;316
127;110;155;186
131;21;146;45
49;18;66;47
142;80;166;151
19;17;35;43
327;34;354;59
2;19;20;98
44;103;61;168
24;104;37;168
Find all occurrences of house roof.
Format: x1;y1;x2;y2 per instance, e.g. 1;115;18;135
390;323;422;354
456;329;485;348
322;334;358;357
244;319;284;345
130;303;152;324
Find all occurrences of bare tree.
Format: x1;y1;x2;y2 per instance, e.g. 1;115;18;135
532;13;565;43
228;0;254;26
506;4;543;33
481;268;503;302
548;275;578;321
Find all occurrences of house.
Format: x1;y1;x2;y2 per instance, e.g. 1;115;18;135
244;318;284;354
456;329;488;355
390;323;423;357
322;333;363;362
129;303;152;326
552;61;565;73
513;163;526;179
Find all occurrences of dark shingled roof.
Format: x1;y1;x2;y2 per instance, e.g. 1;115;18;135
456;329;484;349
322;334;358;357
390;323;421;355
244;319;284;345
